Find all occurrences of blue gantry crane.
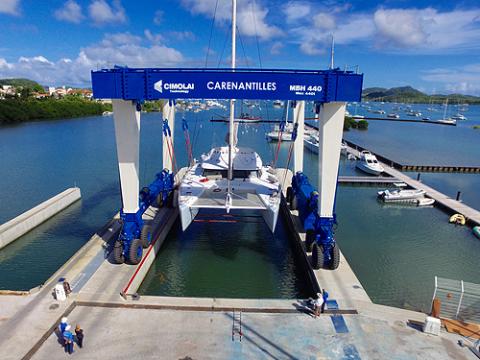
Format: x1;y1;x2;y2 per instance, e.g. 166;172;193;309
91;67;363;267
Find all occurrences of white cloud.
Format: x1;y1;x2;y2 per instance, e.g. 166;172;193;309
373;8;480;52
270;41;284;55
422;64;480;95
282;2;311;24
181;0;282;40
88;0;126;25
0;0;20;15
312;12;336;30
236;6;282;40
144;29;164;44
54;0;84;24
282;4;480;56
168;31;196;41
0;33;184;86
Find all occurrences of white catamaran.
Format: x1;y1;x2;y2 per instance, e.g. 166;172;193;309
177;0;281;232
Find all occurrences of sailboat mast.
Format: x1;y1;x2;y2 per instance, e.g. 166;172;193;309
227;0;236;185
329;35;335;70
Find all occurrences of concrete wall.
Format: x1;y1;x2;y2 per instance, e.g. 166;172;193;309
0;187;81;250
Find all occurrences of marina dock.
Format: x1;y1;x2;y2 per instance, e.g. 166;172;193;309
344;144;480;226
344;139;480;173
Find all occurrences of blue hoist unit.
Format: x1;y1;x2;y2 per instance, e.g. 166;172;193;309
287;172;340;270
113;169;174;265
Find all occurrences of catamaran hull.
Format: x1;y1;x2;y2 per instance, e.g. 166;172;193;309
261;207;279;233
179;204;199;231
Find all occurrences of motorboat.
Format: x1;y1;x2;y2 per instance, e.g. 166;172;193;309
377;189;426;202
266;122;294;141
387;113;400;119
437;119;456;125
451;113;467;121
304;134;319;153
273;100;284;108
178;146;281;232
356;151;384;175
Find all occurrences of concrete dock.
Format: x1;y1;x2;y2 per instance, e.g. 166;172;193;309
0;173;477;359
0;187;81;250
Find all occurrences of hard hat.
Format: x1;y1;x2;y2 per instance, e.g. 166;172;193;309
61;317;68;323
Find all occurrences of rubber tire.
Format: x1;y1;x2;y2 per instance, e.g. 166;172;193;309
329;244;340;270
172;190;179;208
156;193;164;208
167;191;174;208
286;187;293;203
311;243;324;270
128;239;143;265
113;241;125;264
305;230;315;252
290;194;298;211
140;224;153;248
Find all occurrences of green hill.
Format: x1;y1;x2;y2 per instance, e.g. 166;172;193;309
362;86;480;104
0;78;44;92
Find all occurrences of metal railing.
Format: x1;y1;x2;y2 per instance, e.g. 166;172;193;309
432;276;480;324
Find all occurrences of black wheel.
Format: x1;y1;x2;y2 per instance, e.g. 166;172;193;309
329;244;340;270
290;194;298;211
156;193;164;208
140;224;153;248
128;239;143;265
113;241;124;264
311;243;324;270
286;187;293;203
167;191;174;208
172;190;179;207
305;230;316;252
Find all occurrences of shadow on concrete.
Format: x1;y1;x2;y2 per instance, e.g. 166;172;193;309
225;312;300;360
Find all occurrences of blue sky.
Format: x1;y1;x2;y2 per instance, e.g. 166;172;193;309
0;0;479;94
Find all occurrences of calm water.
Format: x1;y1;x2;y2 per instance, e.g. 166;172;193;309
0;103;478;311
138;209;312;299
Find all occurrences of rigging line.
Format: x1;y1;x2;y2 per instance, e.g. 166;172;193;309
236;25;250;68
251;0;263;69
217;26;231;68
205;0;219;68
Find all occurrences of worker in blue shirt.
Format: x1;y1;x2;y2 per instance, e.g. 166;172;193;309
321;289;329;313
63;325;75;354
58;317;68;333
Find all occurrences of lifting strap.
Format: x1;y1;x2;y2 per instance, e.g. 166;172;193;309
182;118;194;166
163;118;177;173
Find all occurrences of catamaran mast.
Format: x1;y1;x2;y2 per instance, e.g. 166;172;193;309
227;0;236;190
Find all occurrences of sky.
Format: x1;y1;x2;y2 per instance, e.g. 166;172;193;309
0;0;479;94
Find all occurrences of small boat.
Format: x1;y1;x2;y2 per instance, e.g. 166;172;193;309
356;151;384;175
341;141;348;155
422;117;430;121
273;100;284;108
416;198;435;206
437;118;456;125
451;113;467;120
387;113;400;119
102;111;113;116
266;123;294;141
473;226;480;239
304;134;319;153
449;213;466;225
377;189;426;202
235;113;261;123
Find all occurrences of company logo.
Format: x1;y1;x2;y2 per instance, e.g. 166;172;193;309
154;80;194;94
154;80;163;93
